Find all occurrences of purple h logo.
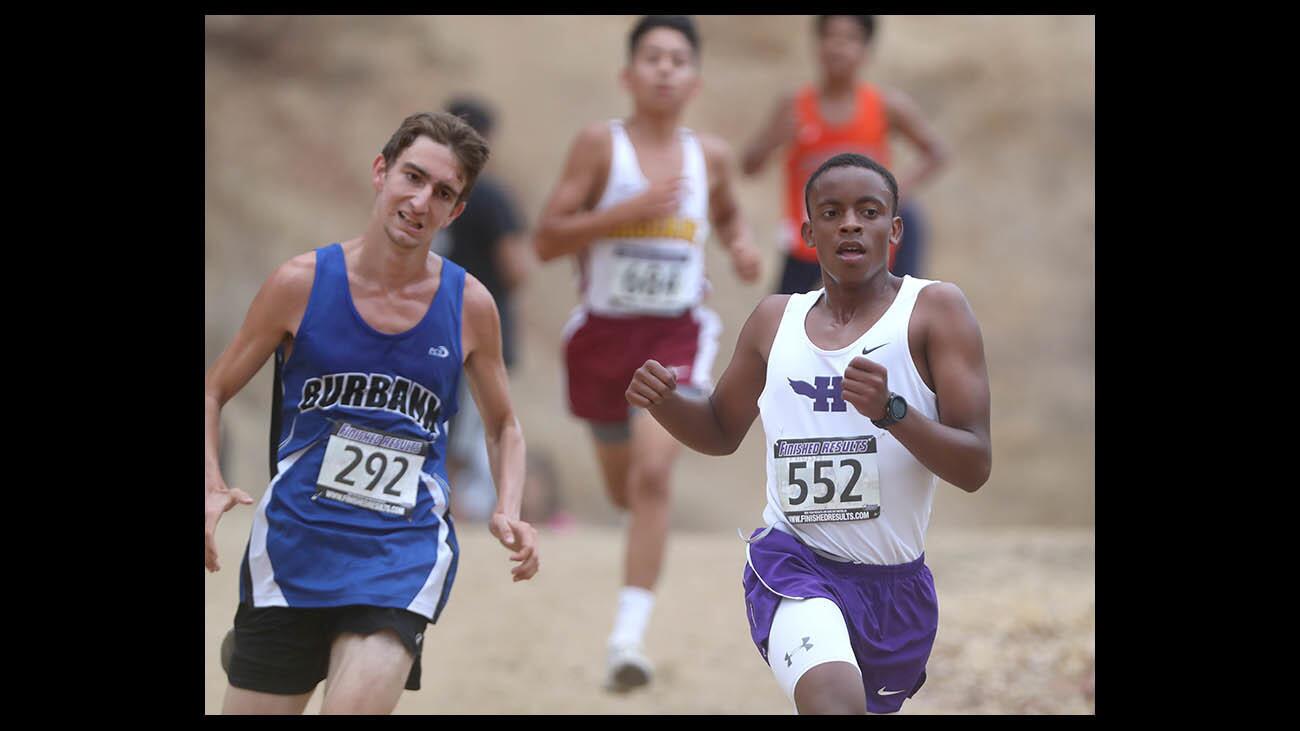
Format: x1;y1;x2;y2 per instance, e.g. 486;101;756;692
787;377;846;412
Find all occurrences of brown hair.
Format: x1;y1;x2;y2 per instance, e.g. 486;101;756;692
380;111;490;203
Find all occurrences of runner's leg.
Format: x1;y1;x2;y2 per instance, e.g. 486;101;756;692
319;630;413;715
623;409;682;591
590;427;632;510
221;687;314;715
769;597;866;715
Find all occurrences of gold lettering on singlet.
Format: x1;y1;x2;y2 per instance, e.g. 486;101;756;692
607;217;697;243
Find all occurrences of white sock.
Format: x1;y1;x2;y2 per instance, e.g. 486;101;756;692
608;586;655;648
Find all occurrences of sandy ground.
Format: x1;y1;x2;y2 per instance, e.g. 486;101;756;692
205;510;1093;715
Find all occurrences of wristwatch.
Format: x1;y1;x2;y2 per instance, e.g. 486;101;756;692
871;393;908;429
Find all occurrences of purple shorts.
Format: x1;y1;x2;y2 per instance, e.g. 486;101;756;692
742;527;939;713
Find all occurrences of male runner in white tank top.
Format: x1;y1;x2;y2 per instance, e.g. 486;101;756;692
534;15;762;692
627;153;991;714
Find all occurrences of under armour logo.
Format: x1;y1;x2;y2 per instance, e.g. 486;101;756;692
784;636;814;667
788;377;846;412
428;346;450;358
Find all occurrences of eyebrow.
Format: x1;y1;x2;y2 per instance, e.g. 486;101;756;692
815;195;887;208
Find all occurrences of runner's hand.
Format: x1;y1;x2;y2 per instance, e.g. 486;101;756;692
729;238;762;283
842;354;890;421
624;177;686;223
490;513;540;582
205;482;254;572
626;359;678;408
769;100;799;147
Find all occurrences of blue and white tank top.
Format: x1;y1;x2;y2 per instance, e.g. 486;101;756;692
239;242;464;621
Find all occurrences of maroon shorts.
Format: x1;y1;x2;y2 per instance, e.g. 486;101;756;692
562;306;721;423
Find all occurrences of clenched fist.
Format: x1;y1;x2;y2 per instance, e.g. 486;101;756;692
626;177;687;223
729;239;763;284
841;353;891;422
626;359;679;408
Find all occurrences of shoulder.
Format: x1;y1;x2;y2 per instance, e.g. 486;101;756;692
460;271;499;320
915;281;981;334
573;120;614;152
748;294;794;358
917;280;970;311
266;250;318;298
759;89;798;117
745;293;793;337
561;120;614;175
878;85;919;114
755;292;793;319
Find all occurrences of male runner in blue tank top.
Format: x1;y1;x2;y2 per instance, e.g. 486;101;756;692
627;153;991;714
203;111;540;714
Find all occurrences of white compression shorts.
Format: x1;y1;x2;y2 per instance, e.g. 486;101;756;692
768;596;861;708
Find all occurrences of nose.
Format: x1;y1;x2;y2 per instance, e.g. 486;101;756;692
409;184;432;213
839;213;863;234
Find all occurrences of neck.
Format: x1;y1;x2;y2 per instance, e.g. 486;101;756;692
625;110;681;142
354;226;435;288
818;270;897;324
820;74;858;97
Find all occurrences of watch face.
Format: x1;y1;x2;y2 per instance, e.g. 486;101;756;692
889;396;907;420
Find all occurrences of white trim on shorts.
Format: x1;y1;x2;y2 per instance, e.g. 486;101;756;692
688;305;722;391
249;444;312;606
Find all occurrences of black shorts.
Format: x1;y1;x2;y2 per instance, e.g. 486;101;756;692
225;603;428;695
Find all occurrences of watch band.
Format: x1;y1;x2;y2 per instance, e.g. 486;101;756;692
871;393;906;429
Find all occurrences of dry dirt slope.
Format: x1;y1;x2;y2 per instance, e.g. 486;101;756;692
203;15;1095;715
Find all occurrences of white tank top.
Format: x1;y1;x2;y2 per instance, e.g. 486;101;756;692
757;276;940;565
580;119;711;316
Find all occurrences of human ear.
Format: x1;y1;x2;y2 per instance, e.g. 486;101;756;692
371;154;387;192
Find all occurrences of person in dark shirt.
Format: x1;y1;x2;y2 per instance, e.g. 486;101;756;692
441;97;532;368
438;96;535;521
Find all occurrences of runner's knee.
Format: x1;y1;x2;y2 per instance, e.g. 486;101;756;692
627;460;672;504
794;663;867;715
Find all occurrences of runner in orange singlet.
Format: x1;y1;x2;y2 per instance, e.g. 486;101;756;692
742;15;949;294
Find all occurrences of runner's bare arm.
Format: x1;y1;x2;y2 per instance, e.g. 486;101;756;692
461;273;538;581
627;295;789;455
701;133;761;283
881;87;949;200
204;252;315;571
841;283;991;491
533;122;684;261
741;92;797;176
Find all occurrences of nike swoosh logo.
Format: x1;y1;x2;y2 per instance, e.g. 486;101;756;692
877;686;906;696
862;343;889;356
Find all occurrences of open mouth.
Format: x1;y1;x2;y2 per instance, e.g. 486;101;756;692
836;241;866;258
397;211;424;231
